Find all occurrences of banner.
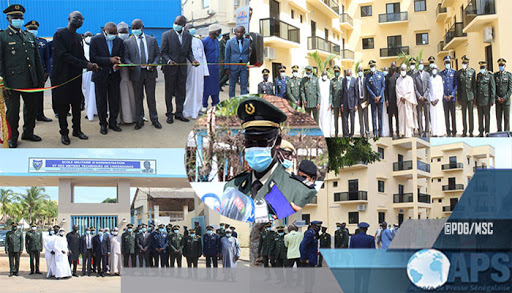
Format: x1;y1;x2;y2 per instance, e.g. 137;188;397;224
28;158;157;174
236;6;250;32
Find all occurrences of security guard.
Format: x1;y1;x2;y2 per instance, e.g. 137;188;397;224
270;226;288;267
182;229;202;267
476;61;496;137
257;222;275;267
121;223;137;268
25;222;42;275
440;55;458;137
203;225;220;267
334;222;349;248
151;224;168;267
426;56;436;76
286;65;301;103
300;65;320;123
457;55;476;137
0;4;45;148
300;220;321;267
168;225;183;267
223;96;317;209
365;60;386;137
495;58;512;132
274;65;289;99
318;226;331;267
407;58;417;77
258;68;274;95
24;20;52;122
5;222;23;277
330;65;344;137
349;222;375;249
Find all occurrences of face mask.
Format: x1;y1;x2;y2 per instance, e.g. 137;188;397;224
358;72;363;77
244;144;274;172
480;69;486;74
159;228;165;233
462;64;468;70
28;30;38;37
60;232;65;236
173;24;183;32
86;230;90;235
106;34;116;41
148;227;152;231
292;72;298;77
167;229;171;233
281;158;292;170
445;63;451;69
98;232;103;236
336;227;341;230
113;232;118;235
266;227;271;231
141;228;147;232
370;67;376;73
499;66;505;72
401;71;407;77
225;233;232;238
322;75;327;81
12;227;17;231
432;69;438;76
118;33;129;40
334;72;340;77
85;36;92;44
127;228;133;233
189;28;196;35
263;76;268;81
280;72;286;78
11;19;24;29
190;234;195;237
383;71;388;76
50;230;55;235
132;29;142;37
174;229;179;234
105;231;109;235
430;63;434;68
418;65;424;71
207;230;213;235
32;227;36;231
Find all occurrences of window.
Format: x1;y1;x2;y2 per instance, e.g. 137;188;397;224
449;156;457;163
334;193;341;202
361;5;372;17
387;35;402;48
467;158;470;164
378;180;385;192
438;178;442;182
437;158;441;162
333;181;338;188
202;0;210;9
378;212;385;224
378;147;385;159
348;212;359;224
438;199;442;203
300;15;303;23
291;10;294;19
362;38;374;50
386;3;400;14
414;0;426;12
302;214;310;225
416;33;429;45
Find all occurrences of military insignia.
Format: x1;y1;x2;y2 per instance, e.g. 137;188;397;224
241;179;247;188
8;42;15;45
11;50;15;55
32;21;36;25
15;5;20;9
245;103;255;115
32;160;43;170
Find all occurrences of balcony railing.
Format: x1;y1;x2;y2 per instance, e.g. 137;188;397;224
378;12;408;23
442;162;463;170
259;18;300;44
341;49;355;60
418;193;431;204
309;196;318;204
445;22;467;44
438;41;446;52
393;160;430;172
464;0;496;27
437;3;448;17
321;0;340;14
417;161;431;173
380;46;409;57
308;36;341;54
393;193;413;203
474;165;488;172
442;184;465;191
443;206;454;212
334;191;368;202
340;13;353;26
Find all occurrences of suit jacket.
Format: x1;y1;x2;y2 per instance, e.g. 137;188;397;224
160;29;195;74
92;234;110;256
90;34;124;83
136;231;152;252
79;234;94;254
224;37;250;71
413;70;432;102
341;77;359;110
385;72;399;113
123;34;160;81
356;76;368;105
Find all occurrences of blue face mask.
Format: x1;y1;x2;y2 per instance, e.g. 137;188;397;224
174;229;179;234
358;72;363;77
11;19;24;29
266;227;271;231
430;63;434;68
334;71;340;77
189;28;196;35
370;67;376;73
278;232;284;236
27;29;38;37
132;29;142;37
499;66;505;72
480;69;486;74
106;33;116;41
418;65;424;71
141;228;147;232
148;227;152;231
336;227;341;230
86;230;90;235
245;146;274;172
127;228;133;233
445;63;451;69
225;233;232;238
173;24;183;32
207;230;213;235
98;232;103;236
105;231;109;235
159;228;165;233
281;158;292;170
50;230;55;235
383;71;388;76
190;234;195;237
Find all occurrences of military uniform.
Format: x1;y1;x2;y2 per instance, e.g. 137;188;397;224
407;59;417;77
334;224;349;248
365;60;386;137
0;4;45;148
5;223;23;276
151;225;168;267
330;66;344;137
258;68;274;95
203;226;220;267
274;65;288;99
216;224;225;239
476;62;496;136
457;56;476;137
286;65;301;103
258;224;275;267
300;66;320;123
494;58;512;132
182;230;202;267
349;222;375;249
270;227;287;267
219;33;229;88
25;225;42;274
317;228;331;267
440;56;458;136
121;224;137;267
299;221;321;267
425;56;436;76
168;226;183;267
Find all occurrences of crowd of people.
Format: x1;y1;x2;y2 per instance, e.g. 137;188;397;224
3;221;242;279
0;4;251;148
257;55;511;138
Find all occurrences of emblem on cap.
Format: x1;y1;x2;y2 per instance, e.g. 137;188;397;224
15;5;20;9
245;103;255;115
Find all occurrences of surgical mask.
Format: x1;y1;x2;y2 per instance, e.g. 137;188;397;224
266;227;271;231
401;70;407;77
32;227;36;231
49;230;55;235
499;66;505;72
59;231;65;236
305;72;312;77
189;28;196;35
207;230;213;235
292;72;298;77
28;30;38;37
263;76;268;81
225;233;232;238
278;232;284;236
159;228;165;233
173;24;183;32
382;71;387;76
113;232;118;235
167;229;171;233
12;226;17;231
98;232;103;236
322;75;327;81
118;33;129;40
11;19;24;29
358;72;363;77
86;230;90;235
132;29;142;37
105;231;109;235
281;158;293;170
190;233;195;237
148;227;152;231
410;65;416;71
174;229;179;234
480;69;486;74
418;65;424;71
280;72;286;78
370;67;376;73
462;64;468;70
141;228;147;232
127;228;133;233
445;63;451;69
85;37;92;44
334;71;340;77
106;33;116;41
244;144;275;172
432;69;438;76
336;227;341;230
430;63;434;68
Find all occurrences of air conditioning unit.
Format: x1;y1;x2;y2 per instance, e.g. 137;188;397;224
357;204;367;211
264;47;276;60
483;27;494;43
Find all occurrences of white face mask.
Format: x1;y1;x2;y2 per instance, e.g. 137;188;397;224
462;64;468;70
85;36;92;44
401;70;407;77
322;75;327;81
31;227;36;231
280;72;286;78
59;231;65;236
410;65;416;71
292;72;298;77
118;33;129;40
432;69;438;76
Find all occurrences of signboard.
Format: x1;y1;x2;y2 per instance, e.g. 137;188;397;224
236;6;250;32
294;220;306;227
28;158;157;174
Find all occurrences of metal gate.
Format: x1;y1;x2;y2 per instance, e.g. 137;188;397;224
71;216;119;236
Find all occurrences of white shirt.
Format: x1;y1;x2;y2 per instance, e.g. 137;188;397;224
135;33;149;69
175;29;183;45
86;234;92;249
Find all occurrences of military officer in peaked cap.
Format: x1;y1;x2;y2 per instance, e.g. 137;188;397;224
349;222;375;249
495;58;511;132
0;4;45;148
407;58;417;77
224;96;317;210
365;60;386;137
258;222;275;267
300;220;321;267
457;55;476;137
330;65;344;137
476;61;495;137
26;222;43;275
5;222;23;276
274;65;289;99
286;65;301;103
440;55;458;137
300;65;320;123
258;68;274;95
426;56;436;76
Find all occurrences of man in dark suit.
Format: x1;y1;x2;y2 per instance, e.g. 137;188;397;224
225;26;250;98
386;62;399;138
136;224;152;267
79;227;94;276
92;228;110;277
124;19;162;130
356;66;370;137
90;22;124;135
341;69;359;137
160;15;199;124
413;60;431;137
66;225;80;277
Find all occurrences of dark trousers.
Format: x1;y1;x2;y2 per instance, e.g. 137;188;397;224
68;256;78;274
205;255;218;268
133;69;158;123
36;91;46;118
138;250;151;267
388;111;399;137
417;102;430;137
262;255;270;267
496;103;510;132
305;108;319;124
82;248;93;275
274;258;286;268
95;79;120;127
8;251;20;274
123;253;137;267
29;250;40;273
371;102;384;137
358;103;370;137
461;100;475;135
97;253;108;275
219;65;229;87
478;105;491;135
170;252;182;267
287;258;301;268
153;251;166;268
186;256;199;268
332;107;341;137
164;69;187;117
5;91;37;142
443;101;456;136
55;102;82;136
202;92;220;108
343;108;356;137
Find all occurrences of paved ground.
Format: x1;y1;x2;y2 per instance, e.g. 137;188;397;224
10;76;235;148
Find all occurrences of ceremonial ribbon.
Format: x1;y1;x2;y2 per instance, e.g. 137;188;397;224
118;62;250;67
0;72;84;93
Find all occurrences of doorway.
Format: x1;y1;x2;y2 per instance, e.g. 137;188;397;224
485;45;493;72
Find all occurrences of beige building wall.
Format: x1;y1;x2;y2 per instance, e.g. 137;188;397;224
182;0;249;35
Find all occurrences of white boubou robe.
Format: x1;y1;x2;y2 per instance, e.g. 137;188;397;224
183;37;209;119
318;77;332;137
429;74;446;136
53;235;72;278
43;233;56;278
396;74;418;137
109;234;122;274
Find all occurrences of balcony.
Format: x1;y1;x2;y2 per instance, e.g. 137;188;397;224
443;206;455;213
334;191;368;203
463;0;497;33
444;22;467;50
340;49;355;61
436;3;448;23
378;12;408;24
437;41;449;55
442;184;465;192
339;13;354;30
306;0;340;18
417;161;431;173
259;18;301;48
441;0;456;8
418;193;431;204
442;162;463;171
474;165;488;172
307;196;318;205
308;36;341;56
380;46;409;58
341;161;368;171
393;193;413;204
393;160;430;178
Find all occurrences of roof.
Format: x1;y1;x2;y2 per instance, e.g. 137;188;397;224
130;187;196;209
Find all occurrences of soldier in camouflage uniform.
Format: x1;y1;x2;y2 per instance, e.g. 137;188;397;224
286;65;301;103
300;65;320;123
122;223;137;267
334;222;349;248
494;58;512;132
318;226;331;267
330;65;344;137
25;222;43;275
258;222;275;267
5;222;23;277
168;225;183;267
182;229;202;267
457;55;476;137
476;61;495;137
270;226;288;267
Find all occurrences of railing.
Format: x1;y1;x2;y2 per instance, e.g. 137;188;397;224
341;49;355;60
308;36;341;54
259;18;300;44
309;196;318;204
334;191;368;202
443;206;454;212
438;41;446;52
378;12;408;23
442;162;464;170
445;22;467;44
474;165;488;172
418;193;431;204
393;193;414;203
437;3;448;17
464;0;496;27
417;161;431;173
393;160;430;172
380;46;409;57
340;13;354;26
321;0;340;14
442;184;465;191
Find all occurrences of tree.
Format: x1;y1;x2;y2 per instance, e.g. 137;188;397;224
326;137;382;176
307;51;339;78
0;188;14;224
17;187;49;224
102;198;117;203
397;49;424;69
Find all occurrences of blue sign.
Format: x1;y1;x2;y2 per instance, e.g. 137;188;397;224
29;158;156;174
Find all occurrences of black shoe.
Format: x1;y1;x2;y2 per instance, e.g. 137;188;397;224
73;273;78;277
61;134;71;145
97;274;100;277
8;140;17;148
29;272;34;275
35;271;42;274
166;116;174;124
73;131;88;140
109;125;122;132
175;115;190;122
14;273;18;276
67;112;72;116
134;122;144;130
21;134;42;142
469;133;474;137
9;273;13;277
37;116;53;122
152;121;162;129
100;125;108;135
462;133;467;137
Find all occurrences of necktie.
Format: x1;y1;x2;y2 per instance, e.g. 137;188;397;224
251;180;263;199
239;39;243;53
139;36;146;68
107;40;113;56
100;235;103;243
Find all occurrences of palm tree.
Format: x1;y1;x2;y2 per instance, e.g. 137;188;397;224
307;51;339;77
6;202;24;224
17;187;49;224
397;49;424;69
37;200;58;227
0;188;14;224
